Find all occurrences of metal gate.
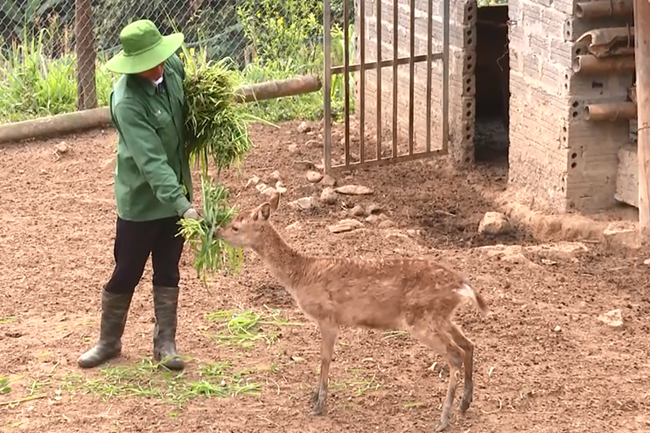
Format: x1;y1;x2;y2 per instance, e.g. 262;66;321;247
322;0;450;173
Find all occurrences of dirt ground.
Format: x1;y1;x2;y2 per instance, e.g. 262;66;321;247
0;120;649;433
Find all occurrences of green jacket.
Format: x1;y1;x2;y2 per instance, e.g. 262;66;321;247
110;53;193;222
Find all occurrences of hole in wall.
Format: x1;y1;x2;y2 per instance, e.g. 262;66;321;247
571;162;577;168
571;152;577;159
572;101;579;108
474;4;509;166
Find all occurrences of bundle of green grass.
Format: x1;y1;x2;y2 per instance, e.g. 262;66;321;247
177;57;255;282
183;58;254;174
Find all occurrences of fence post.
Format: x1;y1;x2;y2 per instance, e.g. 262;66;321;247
75;0;97;111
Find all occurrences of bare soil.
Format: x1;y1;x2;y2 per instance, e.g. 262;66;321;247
0;121;649;433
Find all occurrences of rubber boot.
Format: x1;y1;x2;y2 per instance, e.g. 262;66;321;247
152;286;185;370
78;289;133;368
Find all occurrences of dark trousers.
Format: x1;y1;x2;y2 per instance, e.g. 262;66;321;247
104;216;185;294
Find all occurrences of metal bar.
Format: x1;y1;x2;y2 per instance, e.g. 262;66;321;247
392;0;398;159
330;53;441;74
442;0;449;153
327;148;447;172
344;0;350;166
324;0;332;172
360;0;366;163
375;1;382;159
408;0;415;156
376;0;382;161
425;0;433;152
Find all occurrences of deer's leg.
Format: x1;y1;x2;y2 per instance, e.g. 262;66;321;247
311;322;339;416
437;332;464;432
450;324;475;413
411;321;464;432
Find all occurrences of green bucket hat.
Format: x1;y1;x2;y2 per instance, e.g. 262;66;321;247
106;19;184;74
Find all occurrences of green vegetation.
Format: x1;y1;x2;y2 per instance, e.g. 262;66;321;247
0;0;356;124
68;359;264;406
203;308;304;349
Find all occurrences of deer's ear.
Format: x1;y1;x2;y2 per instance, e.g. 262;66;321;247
258;203;271;220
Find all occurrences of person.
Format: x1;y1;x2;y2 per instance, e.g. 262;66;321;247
78;19;198;371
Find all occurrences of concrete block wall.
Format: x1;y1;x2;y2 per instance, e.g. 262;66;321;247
353;0;477;164
508;0;635;213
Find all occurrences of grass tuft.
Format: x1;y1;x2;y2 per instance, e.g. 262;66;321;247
204;307;304;349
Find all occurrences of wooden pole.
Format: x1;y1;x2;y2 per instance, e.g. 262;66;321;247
634;0;650;243
584;102;637;121
575;0;634;18
572;54;635;74
75;0;97;110
234;75;321;103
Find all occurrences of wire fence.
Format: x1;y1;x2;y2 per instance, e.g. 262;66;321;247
0;0;355;124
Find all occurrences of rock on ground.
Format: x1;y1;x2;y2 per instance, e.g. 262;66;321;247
320;174;337;187
350;205;365;216
597;309;624;329
328;219;364;233
306;170;323;183
335;185;374;195
478;212;512;235
320;187;338;205
289;197;317;211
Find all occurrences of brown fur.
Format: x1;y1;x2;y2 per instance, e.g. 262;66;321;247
216;191;489;431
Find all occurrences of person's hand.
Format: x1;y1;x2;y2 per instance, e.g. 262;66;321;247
183;208;200;220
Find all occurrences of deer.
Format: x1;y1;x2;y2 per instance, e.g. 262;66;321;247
216;190;489;431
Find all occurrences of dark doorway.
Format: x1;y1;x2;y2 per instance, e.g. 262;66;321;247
474;6;509;164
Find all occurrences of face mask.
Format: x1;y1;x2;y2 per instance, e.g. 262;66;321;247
154;76;163;85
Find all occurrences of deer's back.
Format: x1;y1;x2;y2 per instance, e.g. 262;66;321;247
289;256;467;330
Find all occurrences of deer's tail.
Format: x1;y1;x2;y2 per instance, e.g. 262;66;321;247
457;282;490;317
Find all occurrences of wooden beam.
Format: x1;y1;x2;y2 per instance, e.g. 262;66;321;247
585;101;637;121
234;75;322;103
575;0;634;18
572;54;635;73
634;0;650;242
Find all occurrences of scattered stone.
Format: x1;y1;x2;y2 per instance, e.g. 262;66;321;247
526;242;589;261
320;187;338;205
553;325;562;333
255;183;268;194
350;205;365;217
286;221;302;230
269;170;282;183
306;170;323;183
297;121;311;133
245;175;260;189
335;185;374;195
597;309;624;329
477;244;537;267
644;258;650;266
365;214;379;225
274;181;287;194
406;229;422;238
366;203;381;215
320;174;337;187
377;213;389;222
328;218;364;233
289;197;317;211
55;142;68;154
288;144;300;155
603;222;639;249
378;219;396;229
478;212;512;235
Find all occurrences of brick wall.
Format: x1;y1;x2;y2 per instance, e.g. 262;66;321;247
508;0;634;212
354;0;476;164
356;0;632;213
